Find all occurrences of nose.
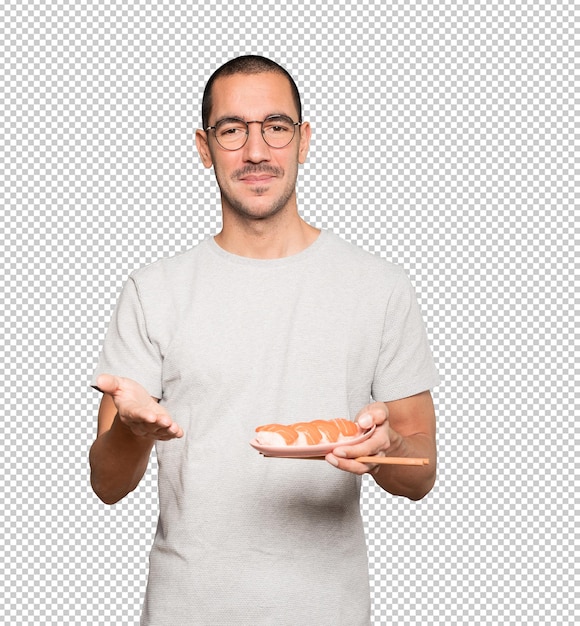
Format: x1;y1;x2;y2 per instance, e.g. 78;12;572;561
241;121;271;162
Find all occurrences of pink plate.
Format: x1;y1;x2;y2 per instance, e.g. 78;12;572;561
249;426;376;458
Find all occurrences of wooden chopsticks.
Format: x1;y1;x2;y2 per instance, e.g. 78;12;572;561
354;456;429;466
266;455;429;465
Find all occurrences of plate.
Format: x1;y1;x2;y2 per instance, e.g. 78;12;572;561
249;426;376;458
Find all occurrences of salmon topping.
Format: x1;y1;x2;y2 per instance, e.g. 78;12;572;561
255;423;299;445
293;422;324;444
255;418;361;446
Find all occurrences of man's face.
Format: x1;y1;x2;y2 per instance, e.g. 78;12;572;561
196;72;311;221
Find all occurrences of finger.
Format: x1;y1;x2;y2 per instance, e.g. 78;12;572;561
119;407;165;433
147;422;184;440
160;421;184;438
332;429;390;461
325;453;371;475
126;418;183;440
137;411;174;431
332;445;377;464
145;413;184;438
152;426;184;441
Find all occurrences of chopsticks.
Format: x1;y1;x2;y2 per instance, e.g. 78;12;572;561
266;455;429;465
354;456;429;466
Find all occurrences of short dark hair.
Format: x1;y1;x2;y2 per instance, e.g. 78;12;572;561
201;55;302;130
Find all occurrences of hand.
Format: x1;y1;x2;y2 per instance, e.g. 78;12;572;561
325;402;402;475
96;374;184;441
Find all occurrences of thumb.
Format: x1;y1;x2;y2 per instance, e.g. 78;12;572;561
357;402;389;429
96;373;121;396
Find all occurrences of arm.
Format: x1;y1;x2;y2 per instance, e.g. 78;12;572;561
89;374;183;505
326;391;437;501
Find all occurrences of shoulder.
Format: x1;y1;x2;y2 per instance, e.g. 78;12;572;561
320;230;408;287
128;238;212;291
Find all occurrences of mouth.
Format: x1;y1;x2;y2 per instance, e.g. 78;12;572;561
234;165;283;185
239;175;276;184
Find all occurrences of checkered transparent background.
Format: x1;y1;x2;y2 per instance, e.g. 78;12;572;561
1;0;576;624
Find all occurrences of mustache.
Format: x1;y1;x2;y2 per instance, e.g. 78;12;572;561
232;165;284;180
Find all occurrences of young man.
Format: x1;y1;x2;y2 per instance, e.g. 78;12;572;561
90;55;439;625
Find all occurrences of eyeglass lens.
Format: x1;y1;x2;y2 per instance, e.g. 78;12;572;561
213;116;297;150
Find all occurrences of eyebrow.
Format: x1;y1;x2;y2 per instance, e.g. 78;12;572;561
213;113;293;125
210;116;245;126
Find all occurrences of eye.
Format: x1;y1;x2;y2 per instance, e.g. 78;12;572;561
263;116;293;135
216;120;247;137
219;126;245;137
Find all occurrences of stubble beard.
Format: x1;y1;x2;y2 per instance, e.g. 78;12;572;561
217;164;298;221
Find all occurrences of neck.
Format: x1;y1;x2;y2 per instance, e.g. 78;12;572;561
215;206;320;259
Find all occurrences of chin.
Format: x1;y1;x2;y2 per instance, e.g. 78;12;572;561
226;194;294;222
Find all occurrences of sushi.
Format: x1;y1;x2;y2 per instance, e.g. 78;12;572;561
255;418;361;447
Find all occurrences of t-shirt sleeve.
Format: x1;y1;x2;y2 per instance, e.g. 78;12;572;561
91;275;163;399
371;267;440;402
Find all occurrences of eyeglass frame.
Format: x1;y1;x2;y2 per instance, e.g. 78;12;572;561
205;115;302;151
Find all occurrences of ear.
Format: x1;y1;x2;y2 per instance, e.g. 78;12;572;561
297;121;312;165
195;129;214;168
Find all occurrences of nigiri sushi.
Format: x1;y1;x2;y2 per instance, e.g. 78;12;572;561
255;418;361;447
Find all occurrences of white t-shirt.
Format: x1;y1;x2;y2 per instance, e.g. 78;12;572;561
92;230;439;625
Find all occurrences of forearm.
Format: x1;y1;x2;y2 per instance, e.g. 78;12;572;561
89;414;154;505
373;433;437;500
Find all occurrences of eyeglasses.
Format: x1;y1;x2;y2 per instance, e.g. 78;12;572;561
205;115;301;151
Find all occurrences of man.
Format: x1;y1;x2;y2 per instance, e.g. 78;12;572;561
90;55;439;625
